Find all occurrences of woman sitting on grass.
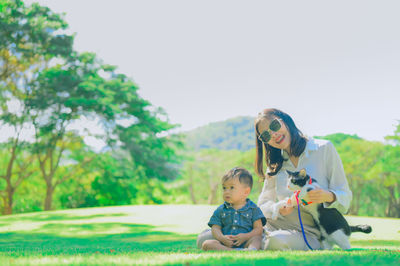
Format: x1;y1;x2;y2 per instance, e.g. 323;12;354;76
255;108;352;250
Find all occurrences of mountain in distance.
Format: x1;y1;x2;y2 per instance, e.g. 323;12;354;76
182;116;256;151
181;116;363;152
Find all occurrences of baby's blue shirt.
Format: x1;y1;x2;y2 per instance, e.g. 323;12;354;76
208;199;266;236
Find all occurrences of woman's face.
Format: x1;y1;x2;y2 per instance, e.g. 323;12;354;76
257;117;291;152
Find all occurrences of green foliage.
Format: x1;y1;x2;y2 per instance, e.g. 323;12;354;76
1;1;399;220
314;133;361;147
178;148;263;205
334;137;385;216
0;0;75;214
0;141;37;214
365;128;400;217
58;150;177;208
0;0;182;214
178;131;400;218
385;121;400;145
12;172;44;213
90;153;140;206
0;0;72;57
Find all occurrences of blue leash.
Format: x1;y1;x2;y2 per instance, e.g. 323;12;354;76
295;195;314;250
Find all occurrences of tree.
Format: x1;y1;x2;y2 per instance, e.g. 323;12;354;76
337;138;384;215
2;1;181;212
0;142;36;214
32;132;94;211
90;152;139;206
372;122;400;217
0;0;73;214
181;149;243;204
315;133;361;147
27;52;181;210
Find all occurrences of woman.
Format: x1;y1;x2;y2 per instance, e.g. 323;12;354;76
255;108;352;250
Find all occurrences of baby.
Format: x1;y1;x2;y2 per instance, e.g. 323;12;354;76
202;167;266;251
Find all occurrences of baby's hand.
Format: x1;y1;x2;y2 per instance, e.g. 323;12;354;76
231;233;249;247
221;235;234;247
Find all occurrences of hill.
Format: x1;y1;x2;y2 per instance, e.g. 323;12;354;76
182;116;363;151
183;116;255;151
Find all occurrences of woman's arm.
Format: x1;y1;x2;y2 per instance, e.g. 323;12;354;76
257;171;291;220
322;141;352;213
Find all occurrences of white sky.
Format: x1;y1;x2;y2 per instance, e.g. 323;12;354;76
23;0;400;142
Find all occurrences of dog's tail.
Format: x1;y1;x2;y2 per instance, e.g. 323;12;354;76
350;224;372;234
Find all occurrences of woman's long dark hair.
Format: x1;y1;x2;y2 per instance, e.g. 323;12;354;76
255;108;307;180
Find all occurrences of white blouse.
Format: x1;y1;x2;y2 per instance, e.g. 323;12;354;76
257;137;352;221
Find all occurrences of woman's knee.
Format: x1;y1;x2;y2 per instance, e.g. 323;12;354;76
246;235;263;249
196;229;214;249
246;235;262;244
263;230;320;251
263;234;290;250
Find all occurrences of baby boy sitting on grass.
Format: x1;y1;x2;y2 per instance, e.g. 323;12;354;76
202;167;266;251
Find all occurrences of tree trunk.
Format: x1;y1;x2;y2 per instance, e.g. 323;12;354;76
188;166;197;204
1;196;9;215
396;183;400;218
207;183;218;205
44;185;54;211
387;185;400;218
2;137;19;215
188;181;197;204
353;182;363;215
4;186;14;215
3;203;12;215
349;190;360;215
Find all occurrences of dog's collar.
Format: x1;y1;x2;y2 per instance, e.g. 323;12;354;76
294;177;313;206
294;190;313;206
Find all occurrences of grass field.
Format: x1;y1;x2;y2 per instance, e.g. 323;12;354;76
0;205;399;265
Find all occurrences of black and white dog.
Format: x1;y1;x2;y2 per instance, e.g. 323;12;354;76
286;169;371;250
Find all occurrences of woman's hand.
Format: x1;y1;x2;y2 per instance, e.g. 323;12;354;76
307;189;336;203
279;204;294;216
279;197;295;216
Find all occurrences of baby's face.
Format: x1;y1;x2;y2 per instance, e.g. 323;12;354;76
222;177;249;205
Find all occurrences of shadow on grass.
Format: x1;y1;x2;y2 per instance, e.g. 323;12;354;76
1;222;399;265
0;223;197;256
0;212;128;224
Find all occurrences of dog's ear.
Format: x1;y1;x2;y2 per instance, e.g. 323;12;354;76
299;169;307;178
286;170;294;176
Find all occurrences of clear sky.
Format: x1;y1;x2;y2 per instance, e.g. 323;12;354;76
24;0;400;142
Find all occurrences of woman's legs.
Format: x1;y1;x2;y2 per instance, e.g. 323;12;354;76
263;229;322;251
244;235;263;250
197;229;214;249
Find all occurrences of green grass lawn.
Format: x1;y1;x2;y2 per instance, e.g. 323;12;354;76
0;205;399;265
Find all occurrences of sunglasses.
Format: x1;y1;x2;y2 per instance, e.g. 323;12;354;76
258;118;282;143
